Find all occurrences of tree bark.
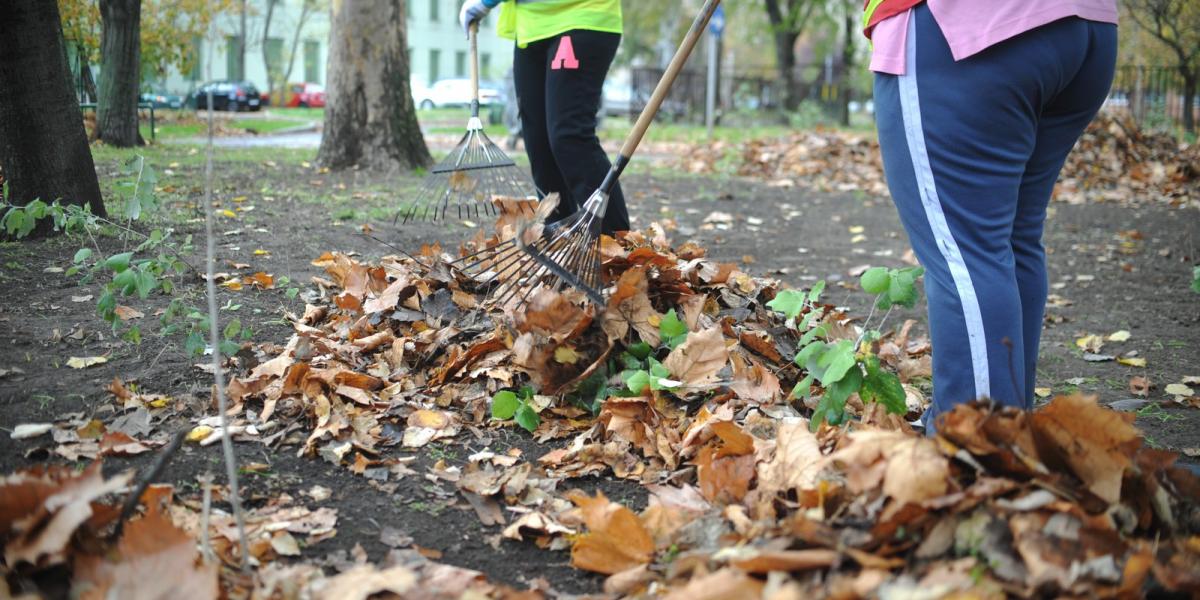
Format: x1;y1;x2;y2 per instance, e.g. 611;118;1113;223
317;0;431;172
262;0;278;103
239;0;248;80
0;0;106;231
840;2;854;127
1180;69;1196;133
96;0;142;147
764;0;817;112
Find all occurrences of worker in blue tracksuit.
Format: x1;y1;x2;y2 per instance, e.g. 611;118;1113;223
867;1;1118;430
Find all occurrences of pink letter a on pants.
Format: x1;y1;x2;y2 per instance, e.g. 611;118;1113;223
551;36;580;70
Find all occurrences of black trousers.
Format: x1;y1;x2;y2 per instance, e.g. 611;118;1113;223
513;29;629;234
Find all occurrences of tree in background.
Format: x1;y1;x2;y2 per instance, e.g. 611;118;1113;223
262;0;322;106
1123;0;1200;132
60;0;230;90
317;0;430;172
96;0;142;147
763;0;821;111
1;0;105;232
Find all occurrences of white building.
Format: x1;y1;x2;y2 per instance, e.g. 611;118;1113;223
158;0;513;97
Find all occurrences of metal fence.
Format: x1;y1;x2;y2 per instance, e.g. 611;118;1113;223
1105;65;1196;131
627;64;841;124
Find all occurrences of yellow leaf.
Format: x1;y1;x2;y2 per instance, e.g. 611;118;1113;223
186;425;213;443
232;196;248;203
1117;356;1146;368
554;346;580;364
1034;387;1052;398
67;356;108;369
1165;383;1195;397
848;225;865;234
1107;330;1131;342
220;209;237;218
850;234;867;243
220;280;244;291
148;397;171;409
253;248;270;256
1075;334;1104;353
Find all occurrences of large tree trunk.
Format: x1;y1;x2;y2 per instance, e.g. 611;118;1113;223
262;0;278;104
774;31;800;111
239;0;248;80
0;0;106;231
96;0;142;147
317;0;431;172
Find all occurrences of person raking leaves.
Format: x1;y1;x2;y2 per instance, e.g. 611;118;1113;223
459;0;630;235
865;0;1118;432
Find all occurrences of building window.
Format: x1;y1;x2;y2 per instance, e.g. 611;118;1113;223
455;51;466;78
429;48;440;85
225;36;243;81
480;52;491;79
429;0;439;21
304;40;320;83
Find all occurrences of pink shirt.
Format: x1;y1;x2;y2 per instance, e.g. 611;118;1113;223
869;1;1119;75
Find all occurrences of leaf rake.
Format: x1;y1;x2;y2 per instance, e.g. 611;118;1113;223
397;23;535;224
454;0;723;309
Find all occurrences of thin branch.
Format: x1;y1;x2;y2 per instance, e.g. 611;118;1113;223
110;428;187;540
203;25;251;573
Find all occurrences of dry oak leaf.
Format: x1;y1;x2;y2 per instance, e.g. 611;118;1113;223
1029;394;1140;504
662;567;764;600
664;326;729;386
826;430;950;519
567;490;654;575
74;511;218;600
756;419;823;497
4;463;133;567
310;565;417;600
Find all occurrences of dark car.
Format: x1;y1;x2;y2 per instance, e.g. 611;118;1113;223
191;81;262;112
139;90;184;109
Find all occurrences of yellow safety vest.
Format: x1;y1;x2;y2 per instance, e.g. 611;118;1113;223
497;0;623;48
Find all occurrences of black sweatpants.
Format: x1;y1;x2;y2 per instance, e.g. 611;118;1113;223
513;29;629;234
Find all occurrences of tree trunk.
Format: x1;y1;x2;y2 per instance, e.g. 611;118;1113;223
1180;69;1196;134
239;0;248;80
0;0;106;231
96;0;142;147
80;47;100;103
775;31;800;111
317;0;431;172
840;3;854;127
262;0;278;104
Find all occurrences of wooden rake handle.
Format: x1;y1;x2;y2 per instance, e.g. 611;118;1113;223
469;21;481;118
603;0;722;190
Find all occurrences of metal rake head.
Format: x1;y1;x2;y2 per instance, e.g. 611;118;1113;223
452;192;608;310
397;123;535;224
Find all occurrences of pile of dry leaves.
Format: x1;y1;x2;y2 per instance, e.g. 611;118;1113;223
679;112;1198;208
195;221;1199;598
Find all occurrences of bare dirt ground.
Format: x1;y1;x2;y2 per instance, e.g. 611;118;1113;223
1;145;1197;594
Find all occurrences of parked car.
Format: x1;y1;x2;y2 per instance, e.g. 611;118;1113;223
139;90;184;109
601;80;632;116
285;82;325;108
191;81;262;111
414;78;502;109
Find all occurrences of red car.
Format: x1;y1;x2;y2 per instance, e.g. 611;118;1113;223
286;83;325;108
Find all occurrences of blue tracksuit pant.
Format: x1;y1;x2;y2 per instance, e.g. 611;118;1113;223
873;5;1117;431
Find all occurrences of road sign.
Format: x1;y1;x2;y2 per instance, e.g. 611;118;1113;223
708;4;725;38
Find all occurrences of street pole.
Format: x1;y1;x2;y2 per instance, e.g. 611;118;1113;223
705;30;717;139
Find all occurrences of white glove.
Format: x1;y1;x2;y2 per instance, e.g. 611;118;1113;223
459;0;490;38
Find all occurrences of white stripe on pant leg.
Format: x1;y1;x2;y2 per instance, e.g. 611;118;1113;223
897;12;991;400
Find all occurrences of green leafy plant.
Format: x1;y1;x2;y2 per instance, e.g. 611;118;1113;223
770;269;924;431
660;309;688;349
491;386;541;433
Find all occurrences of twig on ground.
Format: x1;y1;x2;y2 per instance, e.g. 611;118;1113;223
203;37;251;573
110;428;187;541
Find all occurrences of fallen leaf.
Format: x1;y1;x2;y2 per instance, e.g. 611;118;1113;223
1075;334;1104;353
1107;330;1131;342
73;510;218;600
1165;383;1194;398
1028;394;1140;504
567;491;654;575
10;423;53;440
664;327;728;386
67;356;108;369
1118;356;1147;368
